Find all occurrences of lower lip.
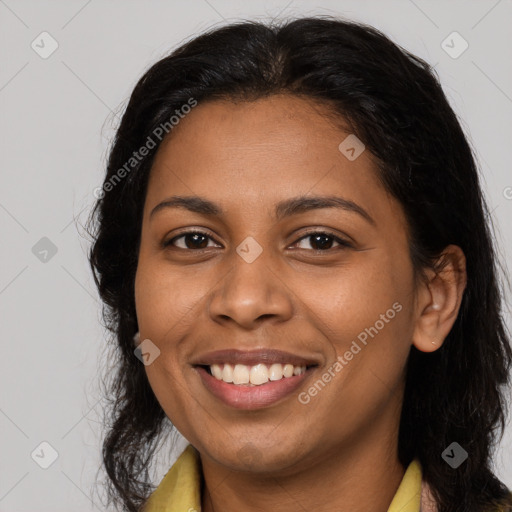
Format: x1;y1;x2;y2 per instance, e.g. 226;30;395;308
195;366;313;410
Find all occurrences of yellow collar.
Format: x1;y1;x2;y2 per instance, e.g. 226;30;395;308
143;444;423;512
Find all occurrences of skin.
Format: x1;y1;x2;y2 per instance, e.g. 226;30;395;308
134;94;467;512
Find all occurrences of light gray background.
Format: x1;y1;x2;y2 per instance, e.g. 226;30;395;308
1;1;511;510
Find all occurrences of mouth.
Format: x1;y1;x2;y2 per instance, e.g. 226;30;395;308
191;349;320;409
198;362;317;386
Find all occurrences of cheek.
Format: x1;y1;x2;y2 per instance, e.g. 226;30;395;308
296;253;413;395
134;260;199;430
295;253;410;341
144;362;197;444
134;255;210;340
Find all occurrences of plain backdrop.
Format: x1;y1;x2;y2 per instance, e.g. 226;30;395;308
1;1;511;510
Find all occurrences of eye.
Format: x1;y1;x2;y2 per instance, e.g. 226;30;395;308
291;230;352;252
163;230;220;250
162;229;352;252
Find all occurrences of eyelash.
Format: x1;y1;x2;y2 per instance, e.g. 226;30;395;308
162;229;353;252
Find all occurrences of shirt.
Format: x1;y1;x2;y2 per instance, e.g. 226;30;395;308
143;444;429;512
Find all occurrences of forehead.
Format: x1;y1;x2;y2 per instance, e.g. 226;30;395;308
145;94;402;229
153;94;349;160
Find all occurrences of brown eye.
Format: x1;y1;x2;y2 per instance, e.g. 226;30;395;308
164;231;219;250
293;231;352;251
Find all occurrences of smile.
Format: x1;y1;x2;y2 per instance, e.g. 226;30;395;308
206;362;307;385
191;349;320;410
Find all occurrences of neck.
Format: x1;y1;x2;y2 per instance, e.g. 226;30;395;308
200;421;405;512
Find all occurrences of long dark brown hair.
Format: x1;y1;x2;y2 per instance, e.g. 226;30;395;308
87;16;512;512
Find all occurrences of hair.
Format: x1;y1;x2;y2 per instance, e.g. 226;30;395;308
87;16;512;512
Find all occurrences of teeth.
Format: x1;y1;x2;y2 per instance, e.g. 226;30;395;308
283;364;294;378
233;364;250;385
211;364;223;380
208;363;307;386
250;364;268;385
221;363;234;383
269;363;283;381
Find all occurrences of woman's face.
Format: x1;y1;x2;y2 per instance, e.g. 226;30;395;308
134;94;421;473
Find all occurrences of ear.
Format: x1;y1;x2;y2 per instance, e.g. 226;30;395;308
412;245;467;353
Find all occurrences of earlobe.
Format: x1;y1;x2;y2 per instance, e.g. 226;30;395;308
411;245;467;353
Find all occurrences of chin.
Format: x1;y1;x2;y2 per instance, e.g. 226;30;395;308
202;437;311;475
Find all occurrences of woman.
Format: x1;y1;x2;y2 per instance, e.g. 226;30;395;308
88;17;512;512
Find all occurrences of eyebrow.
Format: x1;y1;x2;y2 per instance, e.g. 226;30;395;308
149;195;376;226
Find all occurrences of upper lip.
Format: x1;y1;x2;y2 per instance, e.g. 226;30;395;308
191;349;321;368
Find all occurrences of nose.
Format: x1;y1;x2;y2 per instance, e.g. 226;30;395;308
207;250;294;330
